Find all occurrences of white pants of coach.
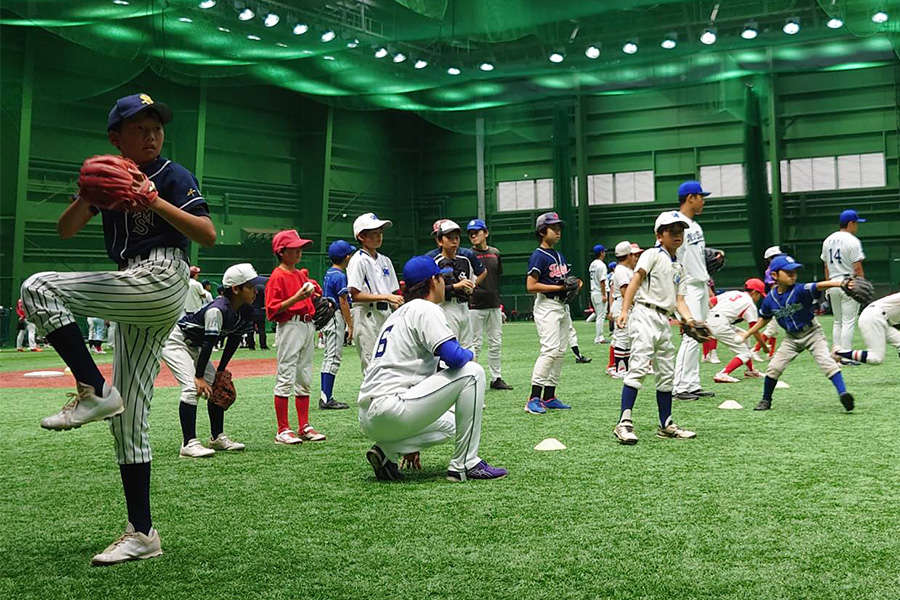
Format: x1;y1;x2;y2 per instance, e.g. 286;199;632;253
591;292;607;343
531;293;571;387
353;305;390;373
358;362;485;472
674;281;709;394
161;327;216;406
16;321;37;350
707;316;753;362
470;307;503;381
858;305;900;365
274;316;315;397
21;247;189;464
321;311;346;376
624;304;676;392
826;287;859;351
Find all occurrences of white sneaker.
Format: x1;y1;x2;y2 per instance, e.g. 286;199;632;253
299;424;326;442
701;355;709;363
657;422;697;439
179;438;215;458
709;350;721;364
96;349;107;355
275;429;303;445
209;433;245;451
613;421;638;445
751;351;767;363
744;369;764;378
713;371;741;383
92;523;162;566
41;382;124;431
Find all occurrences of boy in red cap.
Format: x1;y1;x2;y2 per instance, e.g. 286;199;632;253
265;230;327;444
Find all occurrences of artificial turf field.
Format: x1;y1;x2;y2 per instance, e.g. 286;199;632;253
1;315;897;600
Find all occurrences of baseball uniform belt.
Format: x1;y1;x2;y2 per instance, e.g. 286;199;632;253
364;301;390;311
637;301;672;318
453;297;468;304
785;322;816;338
540;293;565;303
289;314;314;323
119;247;187;270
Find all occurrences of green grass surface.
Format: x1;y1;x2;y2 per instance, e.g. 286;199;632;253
1;317;898;600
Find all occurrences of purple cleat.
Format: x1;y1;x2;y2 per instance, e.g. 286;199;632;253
447;460;508;482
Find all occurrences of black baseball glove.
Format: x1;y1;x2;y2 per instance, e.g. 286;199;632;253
705;248;726;275
562;275;581;304
312;296;336;330
841;276;875;306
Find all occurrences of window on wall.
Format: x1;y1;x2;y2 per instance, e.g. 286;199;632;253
699;164;745;197
585;170;654;205
766;153;886;193
497;178;554;212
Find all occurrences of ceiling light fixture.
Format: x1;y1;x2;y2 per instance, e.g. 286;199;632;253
826;18;843;29
393;52;407;63
321;29;336;42
700;27;717;45
347;38;359;48
661;33;677;49
199;0;216;8
447;66;461;75
292;23;308;35
414;59;428;69
264;13;279;27
548;49;565;63
179;17;193;23
374;47;389;58
783;17;800;35
218;26;230;32
585;44;601;59
872;11;888;24
741;21;759;39
238;8;254;21
247;34;261;40
113;0;130;4
622;41;638;54
479;62;494;72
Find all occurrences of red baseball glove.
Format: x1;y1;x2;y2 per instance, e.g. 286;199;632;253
78;155;158;212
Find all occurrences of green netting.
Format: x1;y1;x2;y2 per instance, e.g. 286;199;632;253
2;0;898;135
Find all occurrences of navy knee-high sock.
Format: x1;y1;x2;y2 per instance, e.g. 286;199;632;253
119;462;152;534
829;372;847;395
179;402;197;445
656;390;673;427
207;402;224;439
619;385;638;422
321;372;336;401
46;323;105;396
762;376;777;401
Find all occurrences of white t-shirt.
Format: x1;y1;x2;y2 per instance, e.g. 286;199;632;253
611;264;634;317
711;291;760;324
347;249;400;298
634;246;687;315
589;259;608;294
184;279;206;314
870;292;900;326
675;211;708;284
358;299;456;401
820;231;865;280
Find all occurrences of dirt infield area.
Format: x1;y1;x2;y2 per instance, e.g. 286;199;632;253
0;357;278;389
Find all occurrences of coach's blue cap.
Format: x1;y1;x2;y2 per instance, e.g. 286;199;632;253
108;93;173;131
770;255;803;272
536;212;564;230
593;244;606;254
608;261;617;270
403;255;453;287
678;181;711;197
839;209;866;227
467;218;487;231
327;240;356;262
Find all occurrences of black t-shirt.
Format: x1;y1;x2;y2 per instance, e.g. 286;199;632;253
469;245;502;309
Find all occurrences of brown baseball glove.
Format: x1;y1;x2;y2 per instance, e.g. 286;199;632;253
682;320;714;343
841;276;875;306
209;369;236;410
78;154;158;212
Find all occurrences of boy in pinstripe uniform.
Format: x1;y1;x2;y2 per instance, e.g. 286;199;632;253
21;93;215;565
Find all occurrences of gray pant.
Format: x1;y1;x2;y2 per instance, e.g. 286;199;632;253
766;321;840;380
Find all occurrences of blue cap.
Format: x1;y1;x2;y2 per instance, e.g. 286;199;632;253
536;212;564;230
327;240;356;262
678;181;711;197
593;244;606;254
466;218;487;232
108;93;173;131
769;255;803;272
839;209;866;227
403;256;453;287
608;261;617;270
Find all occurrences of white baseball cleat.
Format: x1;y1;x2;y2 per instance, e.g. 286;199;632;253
209;433;245;451
751;351;767;363
613;421;638;445
274;429;303;445
713;371;741;384
92;523;162;566
179;438;215;458
657;423;697;439
299;424;326;442
708;350;721;364
41;382;124;431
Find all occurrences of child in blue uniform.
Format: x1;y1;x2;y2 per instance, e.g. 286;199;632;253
319;240;356;410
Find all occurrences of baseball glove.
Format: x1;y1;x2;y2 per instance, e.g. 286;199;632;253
312;295;336;330
841;276;875;306
78;154;158;212
562;275;581;304
705;248;726;275
682;320;714;343
209;370;236;411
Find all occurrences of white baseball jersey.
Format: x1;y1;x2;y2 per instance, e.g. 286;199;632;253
871;292;900;325
711;291;759;324
589;259;608;294
358;299;455;401
634;246;687;315
820;231;865;280
184;279;206;313
347;249;400;296
675;212;708;284
611;264;634;316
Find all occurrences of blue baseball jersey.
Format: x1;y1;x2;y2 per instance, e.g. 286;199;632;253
527;247;570;285
760;282;819;333
323;266;350;306
425;247;486;276
92;156;209;264
176;296;254;347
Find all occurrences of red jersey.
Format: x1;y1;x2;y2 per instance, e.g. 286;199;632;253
16;299;25;320
265;266;321;323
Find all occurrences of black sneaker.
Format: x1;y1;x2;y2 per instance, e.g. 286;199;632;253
575;355;592;364
366;445;403;481
754;399;772;411
690;389;716;398
674;392;699;401
319;399;350;410
490;378;513;391
839;392;855;412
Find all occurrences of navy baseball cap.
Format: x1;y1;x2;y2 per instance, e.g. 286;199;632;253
327;239;356;262
108;93;173;131
536;212;564;230
678;181;711;197
608;261;617;270
403;255;453;286
839;209;866;227
770;255;803;272
593;244;606;254
467;218;487;232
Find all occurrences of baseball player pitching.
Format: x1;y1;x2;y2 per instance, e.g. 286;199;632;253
821;209;867;353
358;256;507;483
833;290;900;365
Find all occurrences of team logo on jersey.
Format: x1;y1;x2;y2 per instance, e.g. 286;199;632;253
772;303;802;319
549;263;568;278
382;267;390;277
132;210;155;236
139;94;154;105
686;230;704;245
187;188;198;197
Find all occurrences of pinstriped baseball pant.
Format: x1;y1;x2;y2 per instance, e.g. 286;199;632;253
21;247;189;464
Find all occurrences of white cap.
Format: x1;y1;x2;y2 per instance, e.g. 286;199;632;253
654;210;690;232
222;263;260;288
436;219;461;236
764;245;783;260
353;213;393;238
614;241;642;257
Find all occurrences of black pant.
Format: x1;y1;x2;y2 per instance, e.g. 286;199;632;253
246;314;268;349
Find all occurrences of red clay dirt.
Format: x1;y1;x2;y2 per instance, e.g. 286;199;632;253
0;357;278;389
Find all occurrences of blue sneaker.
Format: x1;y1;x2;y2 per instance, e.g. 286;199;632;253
524;398;546;414
543;398;571;410
447;460;508;482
